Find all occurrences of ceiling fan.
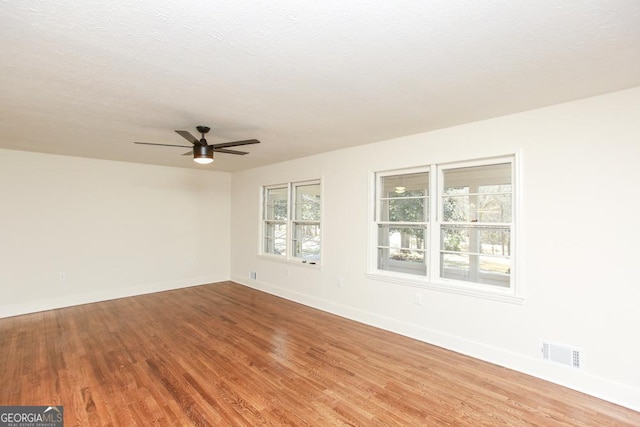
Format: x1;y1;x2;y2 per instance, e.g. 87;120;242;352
134;126;260;164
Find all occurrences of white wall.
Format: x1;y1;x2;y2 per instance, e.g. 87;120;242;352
0;150;231;317
230;87;640;411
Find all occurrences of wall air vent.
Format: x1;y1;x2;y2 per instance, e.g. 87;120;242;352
541;341;582;369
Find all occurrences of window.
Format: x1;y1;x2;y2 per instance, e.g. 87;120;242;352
263;186;288;256
376;170;429;276
371;156;518;300
292;182;321;260
440;162;512;288
262;180;321;263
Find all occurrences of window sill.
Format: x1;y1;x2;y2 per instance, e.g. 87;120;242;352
258;254;322;269
365;272;524;305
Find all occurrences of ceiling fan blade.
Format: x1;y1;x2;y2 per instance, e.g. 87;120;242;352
211;139;260;149
134;142;192;148
212;148;249;155
175;130;200;145
181;151;192;156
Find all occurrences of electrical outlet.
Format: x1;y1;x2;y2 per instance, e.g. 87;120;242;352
250;271;257;280
414;292;422;305
59;272;66;282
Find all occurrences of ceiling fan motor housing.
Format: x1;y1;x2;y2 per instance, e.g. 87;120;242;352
194;144;214;158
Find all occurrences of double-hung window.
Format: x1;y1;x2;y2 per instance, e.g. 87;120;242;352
262;180;321;263
292;181;321;260
263;186;288;256
371;156;517;299
376;169;429;276
440;162;512;288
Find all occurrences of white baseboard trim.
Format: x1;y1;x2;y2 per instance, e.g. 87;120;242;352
0;274;228;319
231;274;640;412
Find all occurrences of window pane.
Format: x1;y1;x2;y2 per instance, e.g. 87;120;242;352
294;183;321;221
441;225;510;256
378;247;426;276
443;163;511;223
477;192;512;222
479;255;511;275
265;187;288;220
378;225;425;250
441;252;469;278
264;222;286;255
379;172;428;222
441;225;468;252
293;223;320;259
381;173;428;198
441;224;511;287
381;198;426;222
442;192;470;222
444;163;511;188
442;192;513;223
441;253;510;287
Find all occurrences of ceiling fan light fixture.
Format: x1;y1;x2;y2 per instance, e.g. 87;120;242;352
193;145;214;164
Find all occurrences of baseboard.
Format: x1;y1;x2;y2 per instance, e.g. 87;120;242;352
0;274;228;319
231;274;640;412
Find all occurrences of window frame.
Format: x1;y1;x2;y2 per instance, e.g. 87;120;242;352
375;166;430;277
291;180;322;261
260;179;322;266
368;155;522;304
262;184;289;258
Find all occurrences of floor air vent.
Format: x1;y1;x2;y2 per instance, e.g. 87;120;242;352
541;342;582;369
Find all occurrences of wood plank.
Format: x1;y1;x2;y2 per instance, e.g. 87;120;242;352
1;281;638;426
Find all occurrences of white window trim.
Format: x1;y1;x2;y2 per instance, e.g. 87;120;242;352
367;155;523;304
259;179;323;268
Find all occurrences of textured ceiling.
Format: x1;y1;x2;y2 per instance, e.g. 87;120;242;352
1;1;639;171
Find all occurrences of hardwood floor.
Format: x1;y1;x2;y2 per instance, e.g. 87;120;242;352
1;282;638;426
